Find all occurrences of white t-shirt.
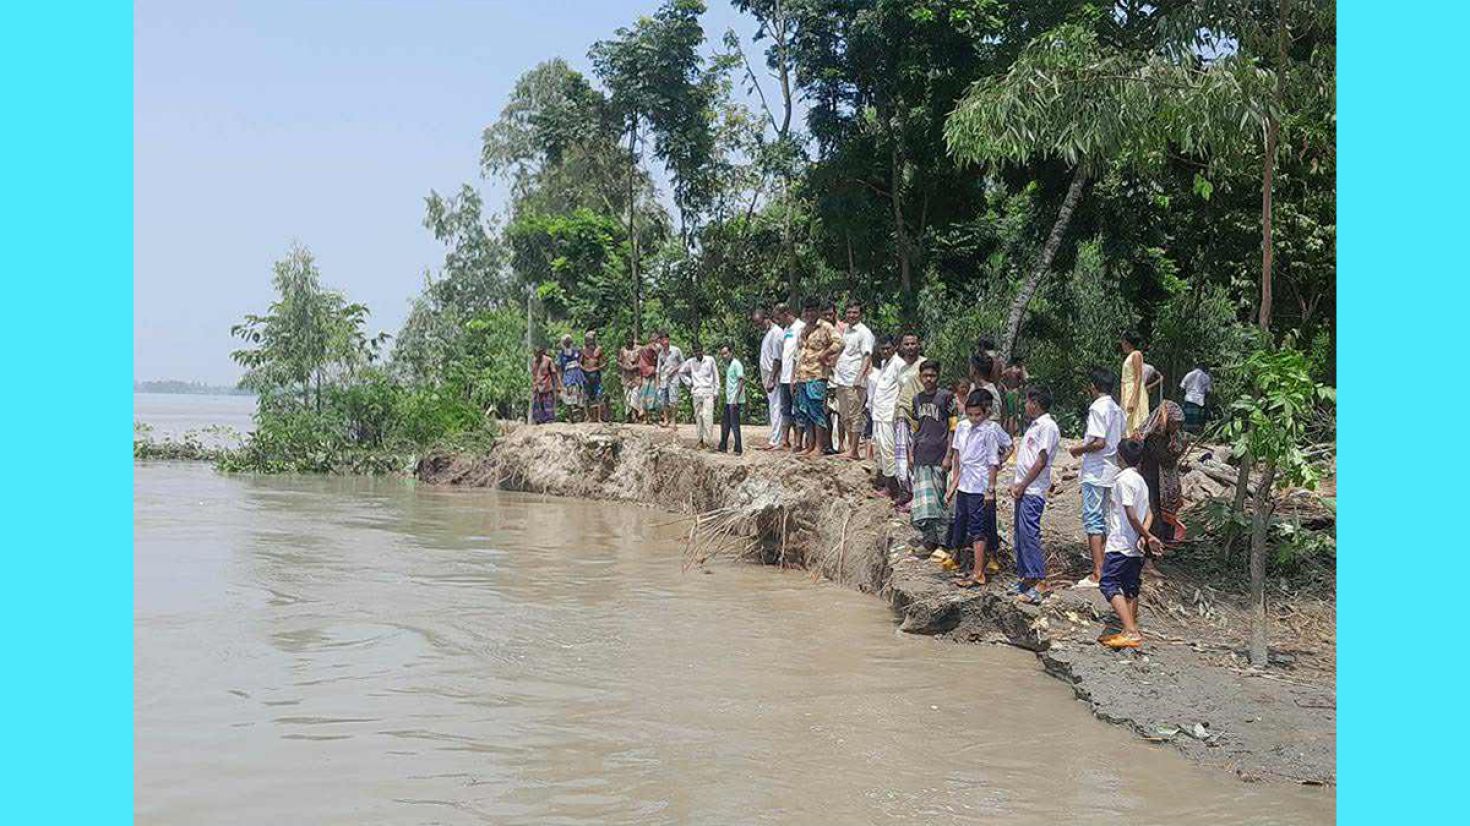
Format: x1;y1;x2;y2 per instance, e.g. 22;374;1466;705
1106;467;1151;556
831;322;875;387
952;419;1011;495
1180;368;1212;406
1013;413;1061;498
871;354;909;423
759;323;784;384
779;318;805;384
1080;395;1125;487
681;355;719;398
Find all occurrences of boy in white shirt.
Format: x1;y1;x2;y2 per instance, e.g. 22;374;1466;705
1099;438;1163;649
1009;387;1060;603
1068;368;1125;589
945;391;1012;588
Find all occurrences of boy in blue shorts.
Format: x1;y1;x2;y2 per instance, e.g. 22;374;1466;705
945;391;1011;588
1099;438;1163;649
1068;368;1124;589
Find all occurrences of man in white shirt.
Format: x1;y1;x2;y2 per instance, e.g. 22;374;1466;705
1068;368;1125;589
656;332;684;430
1179;363;1212;434
872;332;920;499
1098;438;1162;649
778;304;805;451
1009;386;1061;602
831;303;875;459
678;342;719;449
755;307;787;450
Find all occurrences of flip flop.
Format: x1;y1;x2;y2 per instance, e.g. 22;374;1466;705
1016;587;1044;605
952;576;985;589
1100;633;1142;649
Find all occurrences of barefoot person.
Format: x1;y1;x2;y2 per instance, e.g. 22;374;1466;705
872;333;921;501
908;361;955;553
945;390;1010;588
793;299;842;457
1120;331;1150;436
618;334;643;423
657;332;684;430
1069;368;1125;588
1099;438;1164;650
582;330;606;423
1009;387;1060;604
778;303;805;451
832;302;874;459
637;333;661;422
531;345;558;425
556;334;585;421
755;307;786;450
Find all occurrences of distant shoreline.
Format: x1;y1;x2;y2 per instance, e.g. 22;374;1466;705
134;381;254;397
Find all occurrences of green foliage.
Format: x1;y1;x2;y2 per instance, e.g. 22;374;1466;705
1220;345;1335;490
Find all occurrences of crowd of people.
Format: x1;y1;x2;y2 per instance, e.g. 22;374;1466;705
528;299;1215;650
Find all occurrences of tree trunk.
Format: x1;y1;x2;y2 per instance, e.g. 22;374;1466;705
627;119;641;343
1258;113;1277;334
1248;457;1279;667
783;179;797;304
889;144;912;296
999;167;1090;364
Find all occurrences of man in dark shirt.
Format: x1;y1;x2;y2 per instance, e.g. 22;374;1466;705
908;360;955;552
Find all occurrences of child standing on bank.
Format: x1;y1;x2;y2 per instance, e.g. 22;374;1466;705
945;391;1011;588
1009;387;1060;604
1099;438;1163;649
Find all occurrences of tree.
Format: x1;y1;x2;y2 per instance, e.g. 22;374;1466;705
1220;345;1334;666
231;242;386;411
944;23;1271;363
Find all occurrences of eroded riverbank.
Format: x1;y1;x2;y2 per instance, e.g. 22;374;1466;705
419;422;1335;787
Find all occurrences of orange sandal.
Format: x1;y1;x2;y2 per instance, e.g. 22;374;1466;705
1100;633;1142;649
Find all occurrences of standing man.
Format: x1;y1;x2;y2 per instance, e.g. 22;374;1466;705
1179;362;1213;434
582;331;606;423
793;299;842;457
756;307;786;451
679;342;719;449
1143;361;1165;410
718;343;746;455
657;332;684;430
531;345;558;425
831;302;874;460
779;303;805;452
1068;368;1125;589
617;333;642;423
872;333;922;500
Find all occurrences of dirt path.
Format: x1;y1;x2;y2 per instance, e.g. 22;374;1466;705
418;420;1335;786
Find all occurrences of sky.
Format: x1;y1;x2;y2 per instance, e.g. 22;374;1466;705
135;0;766;385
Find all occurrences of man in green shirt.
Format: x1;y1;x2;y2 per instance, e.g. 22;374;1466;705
718;344;746;455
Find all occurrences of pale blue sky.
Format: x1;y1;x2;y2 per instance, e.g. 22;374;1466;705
135;0;766;384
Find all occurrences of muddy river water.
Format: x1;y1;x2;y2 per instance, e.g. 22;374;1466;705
135;461;1332;824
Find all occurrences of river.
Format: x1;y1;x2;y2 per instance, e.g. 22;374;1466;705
134;395;1331;824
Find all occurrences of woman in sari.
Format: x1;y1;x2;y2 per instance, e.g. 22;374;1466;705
1139;400;1188;544
1119;331;1150;436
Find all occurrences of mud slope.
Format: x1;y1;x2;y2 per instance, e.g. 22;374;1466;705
417;422;1334;786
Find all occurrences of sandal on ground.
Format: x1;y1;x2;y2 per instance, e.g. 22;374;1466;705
1100;633;1142;649
952;575;985;589
1016;587;1044;605
1071;575;1100;589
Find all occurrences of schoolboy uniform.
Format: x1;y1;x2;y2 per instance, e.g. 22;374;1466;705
1013;412;1061;581
1080;394;1125;539
948;417;1012;551
1101;464;1151;602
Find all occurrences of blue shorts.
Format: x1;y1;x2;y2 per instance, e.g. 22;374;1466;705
793;380;828;428
949;490;996;547
1100;552;1144;601
1014;494;1046;580
1081;482;1111;536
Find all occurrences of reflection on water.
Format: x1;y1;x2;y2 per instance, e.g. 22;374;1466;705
135;462;1332;825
